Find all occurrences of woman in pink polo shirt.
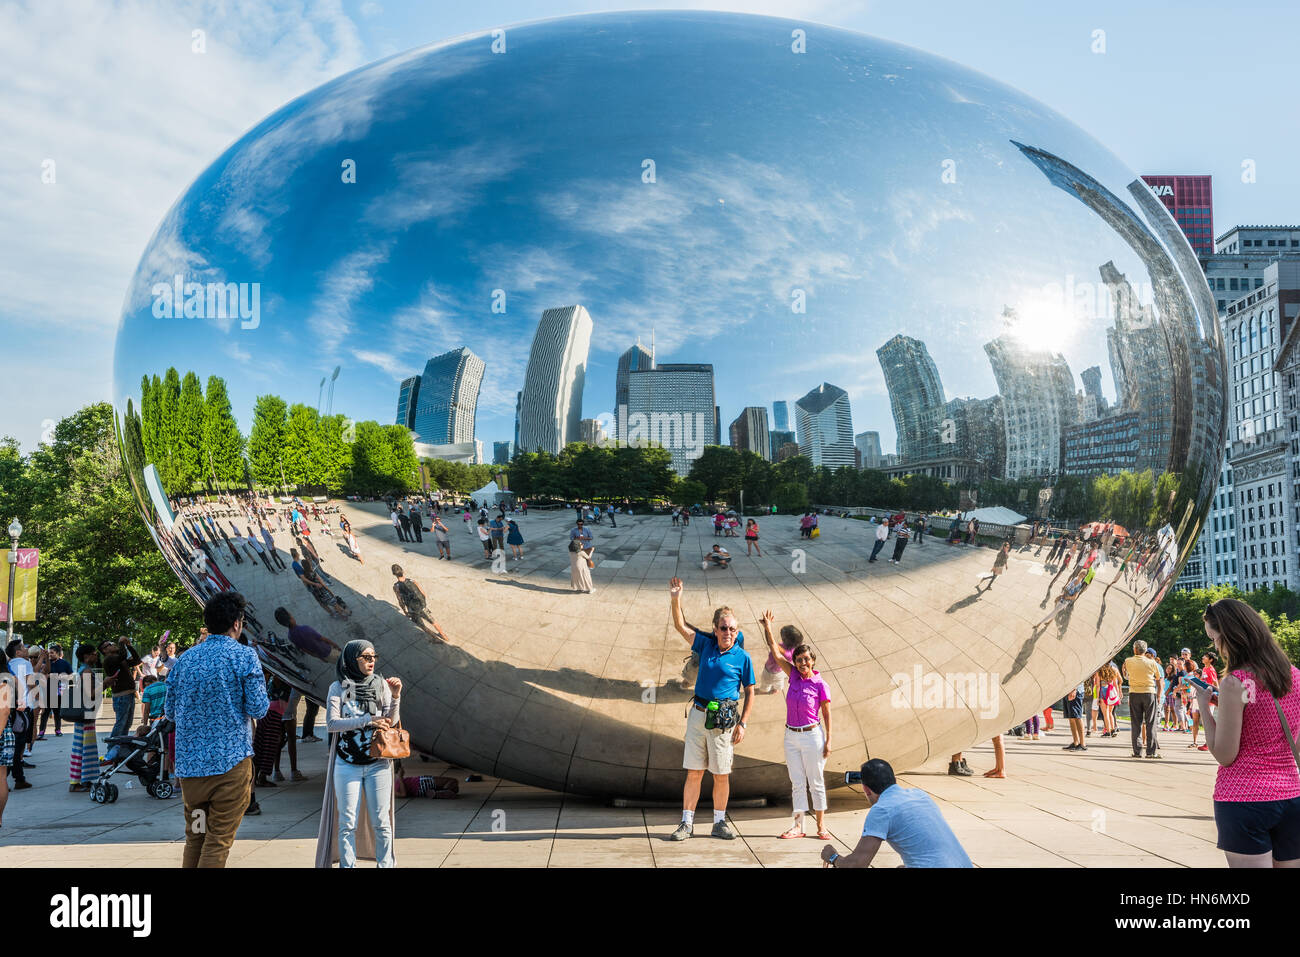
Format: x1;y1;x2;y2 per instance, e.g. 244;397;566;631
1200;599;1300;867
760;610;832;840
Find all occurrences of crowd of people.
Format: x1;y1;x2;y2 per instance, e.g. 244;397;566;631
6;483;1295;869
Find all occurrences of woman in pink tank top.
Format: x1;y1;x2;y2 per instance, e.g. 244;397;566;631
1200;599;1300;868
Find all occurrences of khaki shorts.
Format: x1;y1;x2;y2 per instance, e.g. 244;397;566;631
683;705;734;775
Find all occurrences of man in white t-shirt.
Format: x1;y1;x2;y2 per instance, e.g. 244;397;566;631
6;639;36;788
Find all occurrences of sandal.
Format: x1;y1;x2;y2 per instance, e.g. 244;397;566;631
778;826;805;839
292;770;308;781
811;830;832;840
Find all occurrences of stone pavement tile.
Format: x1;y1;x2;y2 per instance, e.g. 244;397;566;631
1062;854;1184;868
236;839;320;867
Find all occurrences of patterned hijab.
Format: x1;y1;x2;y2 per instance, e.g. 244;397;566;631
337;639;384;713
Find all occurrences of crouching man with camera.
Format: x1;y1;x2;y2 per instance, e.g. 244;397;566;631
821;759;972;867
667;577;755;841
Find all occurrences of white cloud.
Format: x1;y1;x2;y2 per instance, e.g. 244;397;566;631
542;153;865;347
354;349;407;379
0;0;372;449
363;140;531;229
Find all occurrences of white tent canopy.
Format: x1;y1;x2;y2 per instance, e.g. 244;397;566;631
959;506;1027;525
469;480;511;505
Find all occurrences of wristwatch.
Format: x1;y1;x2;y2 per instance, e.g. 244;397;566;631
828;852;840;866
739;721;747;728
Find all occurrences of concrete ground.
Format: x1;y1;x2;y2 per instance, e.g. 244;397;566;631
0;708;1225;867
210;503;1164;799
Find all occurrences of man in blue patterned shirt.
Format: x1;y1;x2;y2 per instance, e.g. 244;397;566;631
164;591;269;868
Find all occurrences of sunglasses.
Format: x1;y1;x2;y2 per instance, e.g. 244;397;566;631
717;624;739;632
358;653;378;662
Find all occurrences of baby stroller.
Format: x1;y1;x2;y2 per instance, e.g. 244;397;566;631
92;715;175;804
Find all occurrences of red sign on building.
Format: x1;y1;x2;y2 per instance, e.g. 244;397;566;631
1141;174;1214;257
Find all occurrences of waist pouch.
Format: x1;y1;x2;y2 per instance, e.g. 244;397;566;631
699;697;739;731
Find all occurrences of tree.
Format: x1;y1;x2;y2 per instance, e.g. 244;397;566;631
283;403;325;487
158;367;181;488
319;414;352;492
174;371;205;491
350;421;393;495
247;394;289;489
674;478;706;507
8;403;203;650
202;376;245;486
384;425;419;493
688;445;740;503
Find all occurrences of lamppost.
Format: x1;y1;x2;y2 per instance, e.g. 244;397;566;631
6;517;22;641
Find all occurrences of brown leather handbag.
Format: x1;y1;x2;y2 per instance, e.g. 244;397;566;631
369;720;411;760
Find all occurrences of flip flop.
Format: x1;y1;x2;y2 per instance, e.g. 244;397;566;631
811;830;832;840
778;827;805;839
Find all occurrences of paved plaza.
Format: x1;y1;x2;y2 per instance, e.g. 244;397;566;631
0;708;1223;867
209;504;1164;799
0;504;1209;868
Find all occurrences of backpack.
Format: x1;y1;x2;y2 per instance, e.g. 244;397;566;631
397;579;425;611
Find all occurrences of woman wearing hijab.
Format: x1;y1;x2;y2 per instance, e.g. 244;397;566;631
315;640;402;868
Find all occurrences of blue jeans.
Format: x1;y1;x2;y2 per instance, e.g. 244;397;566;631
104;693;135;761
333;757;394;868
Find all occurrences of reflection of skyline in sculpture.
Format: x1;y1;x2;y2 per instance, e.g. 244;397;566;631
625;363;716;475
729;406;770;460
517;305;593;456
615;340;654;444
109;12;1227;799
795;382;855;469
400;347;485;445
855;430;881;469
772;400;790;433
1012;140;1224;504
876;335;946;465
984;326;1077;479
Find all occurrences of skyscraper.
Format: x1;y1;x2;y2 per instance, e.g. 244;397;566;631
514;390;522;451
943;396;1006;480
769;430;795;455
729;407;770;460
518;305;593;455
984;328;1076;480
579;418;607;446
396;375;420;430
1080;365;1106;412
626;364;716;476
404;347;485;445
855;431;882;469
1102;262;1175;473
615;340;654;443
772;400;790;432
1140;175;1213;257
795;382;854;469
493;441;513;465
876;335;947;465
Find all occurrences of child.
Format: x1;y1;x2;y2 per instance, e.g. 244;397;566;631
394;761;460;798
759;622;802;695
760;610;832;841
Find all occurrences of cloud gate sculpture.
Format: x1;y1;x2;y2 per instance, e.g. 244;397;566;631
113;11;1225;799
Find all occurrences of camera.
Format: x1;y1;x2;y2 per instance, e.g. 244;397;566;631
844;771;862;786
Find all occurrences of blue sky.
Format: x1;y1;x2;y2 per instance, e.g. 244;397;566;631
4;0;1298;452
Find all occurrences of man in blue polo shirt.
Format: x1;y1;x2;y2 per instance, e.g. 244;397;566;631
821;759;972;868
667;577;755;841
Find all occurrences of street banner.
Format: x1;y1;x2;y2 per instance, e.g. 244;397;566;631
0;548;38;621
